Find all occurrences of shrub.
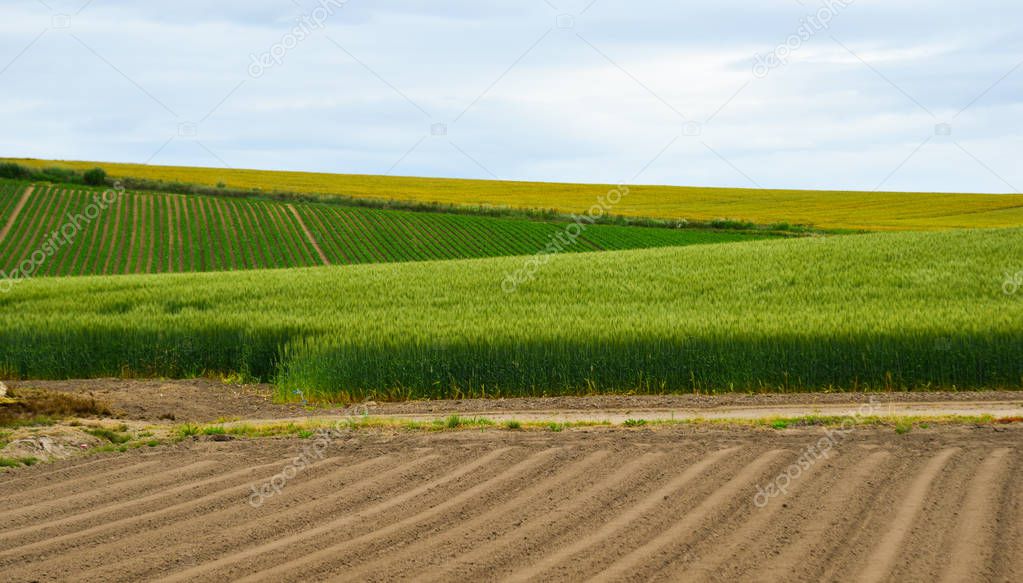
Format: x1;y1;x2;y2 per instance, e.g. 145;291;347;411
0;162;30;180
83;167;107;186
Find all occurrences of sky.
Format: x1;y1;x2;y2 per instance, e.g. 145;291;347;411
1;0;1021;193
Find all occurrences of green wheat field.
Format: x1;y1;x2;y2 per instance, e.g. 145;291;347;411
0;161;1020;402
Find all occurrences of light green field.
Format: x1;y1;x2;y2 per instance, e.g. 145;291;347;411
1;228;1019;401
8;158;1023;231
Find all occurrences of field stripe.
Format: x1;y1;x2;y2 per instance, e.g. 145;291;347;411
0;184;22;222
267;202;309;266
42;189;79;274
145;193;157;272
0;185;33;244
218;199;248;269
940;448;1011;582
590;449;786;582
100;192;125;274
419;452;666;582
2;186;52;268
239;201;272;268
0;185;42;261
748;450;891;581
324;206;375;263
59;191;91;276
288;200;327;261
0;459;163;508
5;187;60;271
0;460;288;566
0;186;48;267
342;450;613;580
0;460;221;544
246;202;282;268
503;447;738;583
297;205;348;264
249;448;564;582
334;208;386;263
82;454;422;582
679;448;876;580
125;191;141;273
346;208;397;262
163;194;175;272
412;215;459;260
172;194;186;271
271;203;315;266
67;190;98;275
852;448;959;583
181;196;198;271
260;201;298;267
36;189;72;276
157;448;514;583
209;198;237;270
81;189;114;274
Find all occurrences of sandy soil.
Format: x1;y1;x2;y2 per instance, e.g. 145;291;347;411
9;378;1023;423
0;425;1020;582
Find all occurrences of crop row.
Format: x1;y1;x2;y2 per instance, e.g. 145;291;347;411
0;181;763;277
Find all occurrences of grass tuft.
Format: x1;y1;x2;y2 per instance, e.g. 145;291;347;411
0;456;38;468
83;427;132;444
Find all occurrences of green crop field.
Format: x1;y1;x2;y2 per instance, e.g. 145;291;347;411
8;158;1023;231
0;181;762;278
0;227;1019;401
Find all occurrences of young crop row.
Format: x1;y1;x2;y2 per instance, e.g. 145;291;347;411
0;186;323;277
0;227;1019;400
0;181;763;278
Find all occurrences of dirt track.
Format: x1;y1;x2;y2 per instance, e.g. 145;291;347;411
10;378;1023;423
1;425;1020;582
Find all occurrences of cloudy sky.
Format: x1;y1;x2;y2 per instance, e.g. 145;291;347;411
1;0;1020;193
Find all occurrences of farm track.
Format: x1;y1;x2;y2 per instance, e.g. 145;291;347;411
0;185;33;244
1;427;1019;582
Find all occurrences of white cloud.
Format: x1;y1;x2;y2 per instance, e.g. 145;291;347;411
0;0;1020;193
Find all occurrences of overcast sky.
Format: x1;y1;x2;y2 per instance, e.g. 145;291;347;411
1;0;1020;193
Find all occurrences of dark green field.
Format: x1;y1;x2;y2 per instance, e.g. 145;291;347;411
0;180;765;277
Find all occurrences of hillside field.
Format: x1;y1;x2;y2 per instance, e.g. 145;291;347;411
0;227;1019;401
8;158;1023;231
0;181;759;277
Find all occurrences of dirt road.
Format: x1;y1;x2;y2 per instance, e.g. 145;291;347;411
1;425;1020;582
10;378;1023;423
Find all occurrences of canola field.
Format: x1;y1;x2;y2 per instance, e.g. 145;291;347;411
8;158;1023;231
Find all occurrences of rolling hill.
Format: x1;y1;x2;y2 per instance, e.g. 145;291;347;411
7;158;1023;231
0;181;763;278
1;227;1019;399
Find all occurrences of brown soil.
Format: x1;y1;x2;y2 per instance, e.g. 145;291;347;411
8;379;1022;424
0;425;1019;582
5;379;312;423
